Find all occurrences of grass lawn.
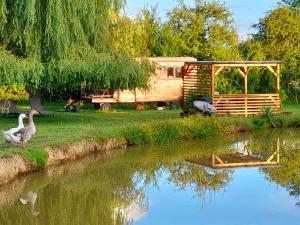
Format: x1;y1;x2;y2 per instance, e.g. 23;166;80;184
0;102;181;157
282;103;300;116
0;102;299;160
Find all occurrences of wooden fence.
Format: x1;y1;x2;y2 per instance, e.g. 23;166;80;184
213;93;281;116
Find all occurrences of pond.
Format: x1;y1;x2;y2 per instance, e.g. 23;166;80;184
0;129;300;225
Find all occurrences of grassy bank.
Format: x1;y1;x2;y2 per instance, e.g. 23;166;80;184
0;102;300;167
123;111;300;145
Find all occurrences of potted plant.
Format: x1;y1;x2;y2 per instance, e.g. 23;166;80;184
64;98;82;112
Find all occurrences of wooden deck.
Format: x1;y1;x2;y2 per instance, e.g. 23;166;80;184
213;93;281;116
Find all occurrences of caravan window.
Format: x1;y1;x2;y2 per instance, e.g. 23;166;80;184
166;67;182;78
167;67;174;77
175;67;182;78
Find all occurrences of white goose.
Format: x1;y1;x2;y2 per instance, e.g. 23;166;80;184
14;110;40;147
1;113;27;144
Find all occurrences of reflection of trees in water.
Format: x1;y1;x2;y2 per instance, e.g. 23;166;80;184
0;135;252;225
249;129;300;159
0;161;144;225
245;130;279;159
258;130;300;207
113;192;149;225
168;162;232;207
263;149;300;207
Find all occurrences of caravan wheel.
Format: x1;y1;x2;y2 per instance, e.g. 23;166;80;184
101;103;112;111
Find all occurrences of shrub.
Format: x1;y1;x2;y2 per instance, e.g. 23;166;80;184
153;122;180;144
124;126;152;145
252;118;267;130
0;83;29;101
260;106;280;128
186;91;198;109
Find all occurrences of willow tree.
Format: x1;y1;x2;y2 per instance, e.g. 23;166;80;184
0;0;153;100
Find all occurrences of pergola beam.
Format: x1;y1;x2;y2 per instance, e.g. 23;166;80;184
237;67;249;94
214;66;224;76
267;65;277;77
237;68;246;78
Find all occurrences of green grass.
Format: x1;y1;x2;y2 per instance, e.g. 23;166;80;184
0;102;181;162
0;102;300;166
282;103;300;116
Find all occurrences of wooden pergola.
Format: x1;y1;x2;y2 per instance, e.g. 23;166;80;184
183;61;281;116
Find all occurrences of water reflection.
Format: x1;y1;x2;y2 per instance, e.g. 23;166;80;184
20;191;39;217
0;129;300;225
113;193;148;224
186;138;280;169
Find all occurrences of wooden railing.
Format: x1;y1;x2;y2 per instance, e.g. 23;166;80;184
213;93;281;116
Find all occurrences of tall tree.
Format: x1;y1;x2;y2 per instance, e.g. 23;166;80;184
251;6;300;101
0;0;153;100
109;6;160;57
157;0;241;60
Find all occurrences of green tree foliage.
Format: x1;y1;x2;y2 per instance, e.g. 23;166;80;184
41;54;153;100
110;6;160;57
0;0;153;100
282;0;300;8
157;0;241;60
248;6;300;101
0;83;29;101
1;0;118;59
154;0;243;94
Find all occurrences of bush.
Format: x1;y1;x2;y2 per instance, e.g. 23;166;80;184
123;111;300;148
186;91;198;109
260;106;280;128
154;122;180;144
124;126;152;145
0;83;29;101
252;118;267;130
124;114;230;145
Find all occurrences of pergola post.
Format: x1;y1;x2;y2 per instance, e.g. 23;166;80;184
244;68;249;117
211;65;215;103
276;64;280;92
244;67;249;94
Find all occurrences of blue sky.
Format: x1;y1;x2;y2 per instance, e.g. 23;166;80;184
125;0;279;39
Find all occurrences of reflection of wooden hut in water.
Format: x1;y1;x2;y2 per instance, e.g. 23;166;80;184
182;61;281;116
186;138;280;169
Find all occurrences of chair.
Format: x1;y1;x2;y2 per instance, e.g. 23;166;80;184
0;99;10;114
29;97;54;117
0;99;30;116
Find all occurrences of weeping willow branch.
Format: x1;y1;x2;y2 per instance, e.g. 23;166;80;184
0;0;152;99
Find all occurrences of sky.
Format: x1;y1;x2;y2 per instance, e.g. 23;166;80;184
125;0;280;40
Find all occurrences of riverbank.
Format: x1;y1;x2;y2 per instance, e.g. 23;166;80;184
0;103;299;185
0;138;126;185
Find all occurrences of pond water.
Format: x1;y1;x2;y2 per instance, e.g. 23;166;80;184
0;129;300;225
